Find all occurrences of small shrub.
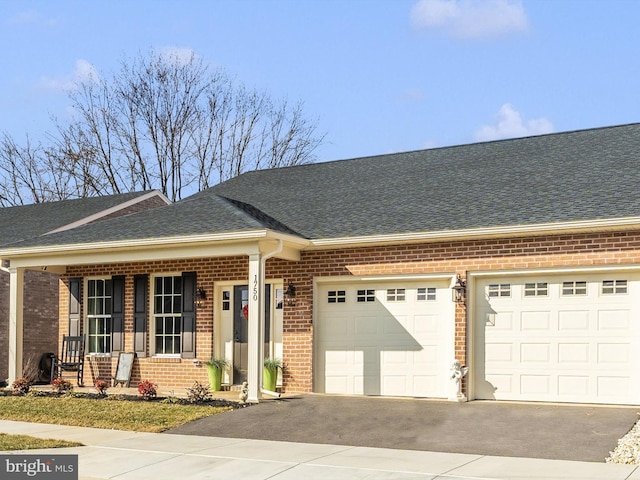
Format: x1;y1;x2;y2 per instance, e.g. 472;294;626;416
94;380;109;396
161;394;181;405
185;381;212;404
51;377;73;393
137;380;157;400
11;378;31;395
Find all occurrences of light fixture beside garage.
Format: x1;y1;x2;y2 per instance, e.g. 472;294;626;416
452;275;466;304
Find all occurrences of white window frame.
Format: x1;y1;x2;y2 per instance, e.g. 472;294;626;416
488;283;511;298
562;280;587;296
524;282;548;297
417;287;436;301
85;277;113;355
386;288;406;302
602;279;628;295
152;273;183;357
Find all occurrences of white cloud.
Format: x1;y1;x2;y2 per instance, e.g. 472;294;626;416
8;9;59;27
474;104;554;141
411;0;528;39
39;59;99;93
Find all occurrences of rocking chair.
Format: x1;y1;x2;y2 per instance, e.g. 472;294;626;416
52;335;86;386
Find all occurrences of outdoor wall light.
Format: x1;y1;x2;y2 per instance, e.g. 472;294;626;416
196;286;207;308
452;274;466;304
285;281;296;306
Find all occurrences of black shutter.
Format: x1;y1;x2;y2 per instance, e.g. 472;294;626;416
181;272;196;359
111;276;125;356
68;278;81;336
133;275;148;358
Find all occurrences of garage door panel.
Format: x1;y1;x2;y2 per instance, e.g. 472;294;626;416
520;343;551;363
598;310;630;331
558;343;590;363
520;375;551;394
558;376;589;396
521;311;551;330
316;281;452;398
486;342;513;362
558;311;590;331
598;343;629;364
355;315;378;335
475;274;640;404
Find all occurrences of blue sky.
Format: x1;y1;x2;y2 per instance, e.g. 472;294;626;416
1;0;639;163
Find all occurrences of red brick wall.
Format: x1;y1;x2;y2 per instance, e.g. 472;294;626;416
0;270;58;382
58;230;640;394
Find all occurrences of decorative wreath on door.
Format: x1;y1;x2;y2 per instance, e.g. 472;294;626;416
242;304;249;320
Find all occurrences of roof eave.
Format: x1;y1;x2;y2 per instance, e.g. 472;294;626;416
0;229;310;264
309;217;640;249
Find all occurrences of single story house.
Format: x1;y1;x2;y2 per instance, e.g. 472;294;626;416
3;123;640;405
0;191;170;382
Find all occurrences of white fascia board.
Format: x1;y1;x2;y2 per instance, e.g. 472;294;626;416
46;191;171;235
309;217;640;249
3;230;308;268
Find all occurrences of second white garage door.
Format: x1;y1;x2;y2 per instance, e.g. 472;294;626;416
315;279;454;398
474;273;640;405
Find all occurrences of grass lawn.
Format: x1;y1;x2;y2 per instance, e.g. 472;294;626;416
0;395;233;433
0;432;83;450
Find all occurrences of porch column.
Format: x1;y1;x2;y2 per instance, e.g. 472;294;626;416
247;254;263;403
8;267;24;385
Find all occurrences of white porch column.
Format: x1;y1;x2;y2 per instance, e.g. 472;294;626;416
8;267;24;385
246;254;263;403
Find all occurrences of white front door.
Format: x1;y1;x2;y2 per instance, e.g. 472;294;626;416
216;282;283;385
315;279;454;397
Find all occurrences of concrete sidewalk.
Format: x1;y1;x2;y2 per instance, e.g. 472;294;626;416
1;420;640;480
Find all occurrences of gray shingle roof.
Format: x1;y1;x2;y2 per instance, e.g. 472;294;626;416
207;123;640;238
5;123;640;250
0;191;158;247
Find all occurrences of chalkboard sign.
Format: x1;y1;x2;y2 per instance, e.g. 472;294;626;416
113;352;135;387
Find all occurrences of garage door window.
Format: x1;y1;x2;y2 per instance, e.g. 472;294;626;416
417;287;436;301
488;284;511;297
328;290;346;303
562;281;587;296
524;282;548;297
602;280;627;295
357;289;375;302
386;288;406;302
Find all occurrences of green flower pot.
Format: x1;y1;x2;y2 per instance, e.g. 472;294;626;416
207;365;223;392
263;366;278;392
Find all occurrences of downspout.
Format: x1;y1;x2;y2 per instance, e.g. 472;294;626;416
259;240;283;398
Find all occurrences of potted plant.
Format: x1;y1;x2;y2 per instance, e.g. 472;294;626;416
205;358;228;392
263;357;283;392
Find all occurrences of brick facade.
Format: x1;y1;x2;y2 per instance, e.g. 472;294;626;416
1;270;59;382
57;229;640;394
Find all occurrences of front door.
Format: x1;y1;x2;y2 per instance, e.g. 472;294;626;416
232;285;272;384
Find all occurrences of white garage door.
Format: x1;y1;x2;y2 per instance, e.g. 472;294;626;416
474;273;640;405
315;280;453;397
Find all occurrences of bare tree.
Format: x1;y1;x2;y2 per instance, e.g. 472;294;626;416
43;50;325;202
0;49;324;205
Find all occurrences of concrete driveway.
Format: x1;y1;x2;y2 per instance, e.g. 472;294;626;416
167;395;640;463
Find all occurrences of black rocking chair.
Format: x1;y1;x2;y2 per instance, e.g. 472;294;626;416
52;335;86;386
